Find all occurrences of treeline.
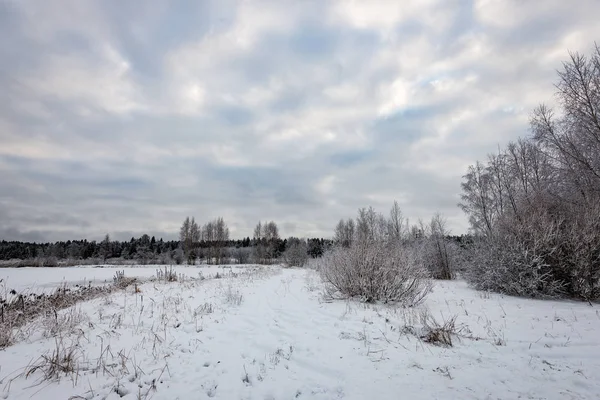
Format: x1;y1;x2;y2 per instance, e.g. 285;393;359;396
0;235;176;263
0;232;331;267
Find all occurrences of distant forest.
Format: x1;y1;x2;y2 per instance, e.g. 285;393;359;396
0;234;334;267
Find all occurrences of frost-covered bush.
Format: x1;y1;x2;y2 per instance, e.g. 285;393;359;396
465;236;566;299
318;240;432;305
172;248;184;265
463;202;600;300
282;238;309;267
416;214;461;280
232;247;251;264
556;203;600;300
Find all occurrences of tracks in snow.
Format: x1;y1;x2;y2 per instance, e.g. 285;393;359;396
160;269;393;400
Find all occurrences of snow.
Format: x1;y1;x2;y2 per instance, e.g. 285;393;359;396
0;265;252;295
1;266;600;399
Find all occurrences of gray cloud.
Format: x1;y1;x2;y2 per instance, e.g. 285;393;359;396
2;0;600;242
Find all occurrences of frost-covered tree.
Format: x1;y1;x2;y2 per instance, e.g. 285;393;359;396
202;217;229;264
421;214;455;280
190;218;201;245
179;217;191;255
252;220;280;264
214;217;230;264
334;218;355;247
387;201;407;242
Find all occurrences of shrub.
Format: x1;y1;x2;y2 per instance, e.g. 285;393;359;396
419;238;462;280
232;247;251;264
172;248;184;265
420;214;457;280
463;202;596;299
282;238;309;267
318;241;432;305
187;249;197;265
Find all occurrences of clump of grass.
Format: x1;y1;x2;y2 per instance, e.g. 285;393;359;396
224;285;243;306
419;311;459;347
42;306;86;338
194;302;214;316
156;266;178;283
25;336;82;382
113;270;138;288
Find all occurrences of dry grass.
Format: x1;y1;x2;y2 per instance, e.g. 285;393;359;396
25;336;82;382
394;308;467;348
0;272;138;349
223;285;244;306
419;311;461;347
155;266;178;283
113;270;139;288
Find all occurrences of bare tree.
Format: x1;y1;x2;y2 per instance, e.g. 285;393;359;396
459;162;495;236
424;214;455;280
201;218;229;264
252;221;280;264
190;218;201;244
334;218;355;247
214;217;230;264
253;221;262;242
179;217;201;264
387;201;407;242
264;221;278;241
179;217;191;255
252;221;266;264
355;207;387;243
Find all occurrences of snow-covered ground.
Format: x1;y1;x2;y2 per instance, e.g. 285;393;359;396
0;265;252;295
1;266;599;399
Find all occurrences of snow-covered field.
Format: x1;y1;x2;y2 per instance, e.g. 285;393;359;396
0;265;250;295
1;266;600;399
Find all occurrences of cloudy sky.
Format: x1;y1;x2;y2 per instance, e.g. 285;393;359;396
1;0;600;242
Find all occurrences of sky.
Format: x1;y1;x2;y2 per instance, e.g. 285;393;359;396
1;0;600;242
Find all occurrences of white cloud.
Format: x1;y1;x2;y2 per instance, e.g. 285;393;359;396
316;175;337;195
329;0;446;35
23;44;144;114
